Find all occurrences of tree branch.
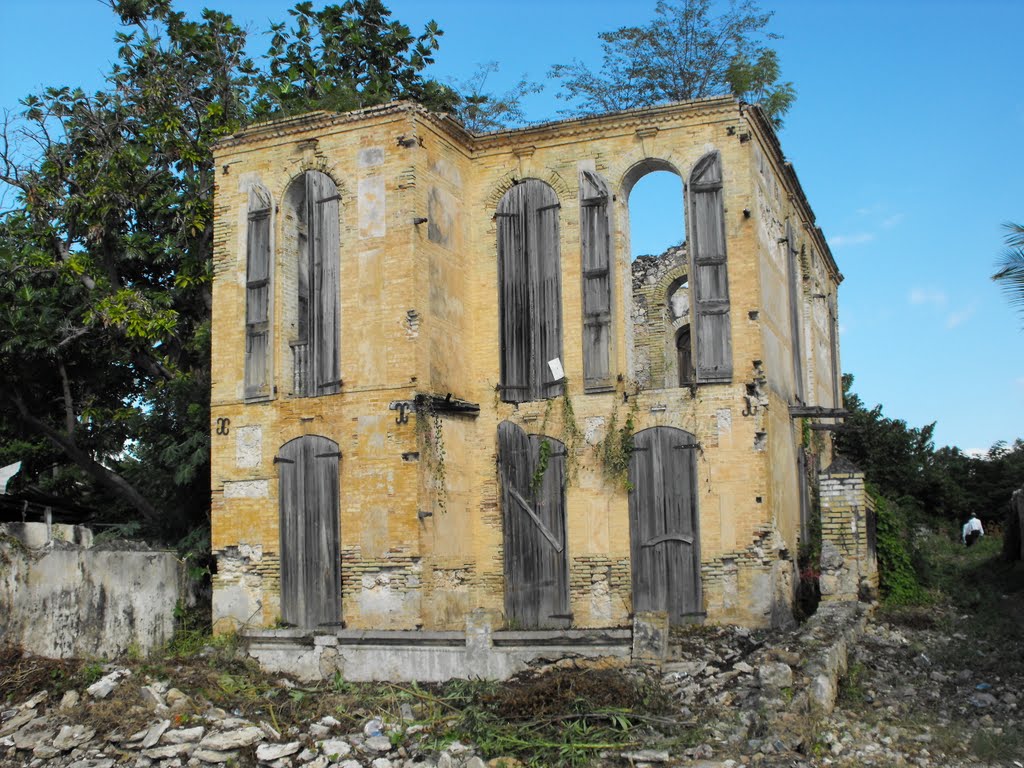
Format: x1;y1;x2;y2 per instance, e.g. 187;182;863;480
57;359;75;436
7;390;161;526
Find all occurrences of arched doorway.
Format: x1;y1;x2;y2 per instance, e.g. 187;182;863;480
278;435;342;628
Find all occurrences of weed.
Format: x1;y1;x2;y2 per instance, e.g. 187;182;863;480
837;660;866;707
126;641;143;662
970;727;1024;761
427;665;684;767
80;662;105;686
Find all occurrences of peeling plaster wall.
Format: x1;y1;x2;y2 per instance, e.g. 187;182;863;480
0;526;184;658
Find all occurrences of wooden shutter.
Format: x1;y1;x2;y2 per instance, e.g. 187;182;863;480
278;435;342;629
498;185;530;403
244;188;271;399
628;427;702;624
580;170;613;392
498;421;570;629
829;295;841;407
294;183;311;396
689;153;732;383
787;222;805;401
308;171;341;396
530;181;563;399
497;180;562;403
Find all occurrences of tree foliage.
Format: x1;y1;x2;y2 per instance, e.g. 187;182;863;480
452;62;543;134
550;0;795;126
993;221;1024;323
0;0;455;542
257;0;457;118
836;374;1024;524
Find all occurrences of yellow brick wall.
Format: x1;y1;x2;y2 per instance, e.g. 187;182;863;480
210;98;841;632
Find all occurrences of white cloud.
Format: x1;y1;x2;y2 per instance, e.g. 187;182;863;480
909;287;947;307
881;213;905;230
946;305;976;329
828;232;875;248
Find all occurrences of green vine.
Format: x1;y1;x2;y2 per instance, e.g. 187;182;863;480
528;386;584;491
560;389;584;483
599;393;640;490
530;437;552;493
801;417;811;448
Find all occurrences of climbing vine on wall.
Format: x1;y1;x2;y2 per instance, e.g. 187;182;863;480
561;389;584;483
528;384;585;492
416;402;448;515
599;392;640;490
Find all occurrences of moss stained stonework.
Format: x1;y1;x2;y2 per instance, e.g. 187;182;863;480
210;97;844;632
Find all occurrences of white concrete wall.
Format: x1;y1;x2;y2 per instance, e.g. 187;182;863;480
0;525;185;658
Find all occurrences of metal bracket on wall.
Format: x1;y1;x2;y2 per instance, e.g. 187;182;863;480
389;400;416;424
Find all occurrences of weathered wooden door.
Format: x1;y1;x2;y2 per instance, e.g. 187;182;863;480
498;421;570;629
628;426;702;623
278;435;342;629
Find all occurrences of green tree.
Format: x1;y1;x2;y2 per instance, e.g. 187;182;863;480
0;0;456;541
550;0;795;126
452;62;543;134
257;0;457;118
836;374;1024;524
993;222;1024;322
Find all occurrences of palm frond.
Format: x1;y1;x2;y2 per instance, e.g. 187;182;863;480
993;222;1024;316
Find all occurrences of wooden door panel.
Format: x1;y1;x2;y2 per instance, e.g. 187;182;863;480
278;435;342;629
498;422;570;629
628;427;702;623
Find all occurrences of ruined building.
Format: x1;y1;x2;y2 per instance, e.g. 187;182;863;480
209;96;844;647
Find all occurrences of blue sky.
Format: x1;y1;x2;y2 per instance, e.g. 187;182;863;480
2;0;1023;452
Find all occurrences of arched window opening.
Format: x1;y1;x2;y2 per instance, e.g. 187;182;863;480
625;164;686;390
786;222;804;401
497;179;563;403
285;171;340;397
675;326;693;386
628;171;684;261
667;275;690;322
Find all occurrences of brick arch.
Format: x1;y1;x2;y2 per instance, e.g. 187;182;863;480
484;169;573;209
278;159;349;204
618;157;684;201
662;268;692;331
610;143;727;203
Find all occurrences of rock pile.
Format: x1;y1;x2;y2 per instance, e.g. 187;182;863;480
2;599;1021;768
0;675;512;768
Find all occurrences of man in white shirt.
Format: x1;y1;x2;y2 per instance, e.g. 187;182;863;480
962;512;984;547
